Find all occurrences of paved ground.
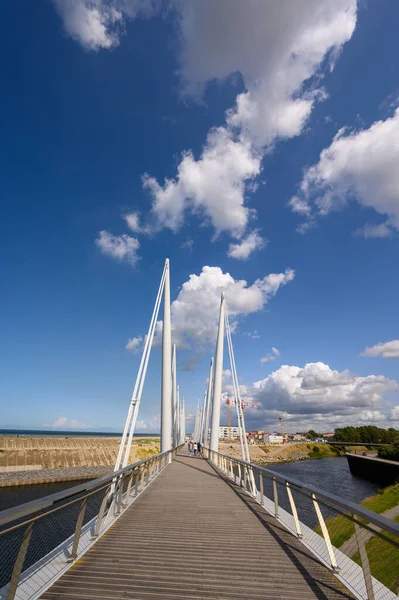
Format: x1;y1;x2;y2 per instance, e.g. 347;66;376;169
41;451;354;600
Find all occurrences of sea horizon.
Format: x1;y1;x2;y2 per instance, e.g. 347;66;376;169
0;428;159;438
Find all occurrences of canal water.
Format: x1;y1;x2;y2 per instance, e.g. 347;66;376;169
272;456;380;504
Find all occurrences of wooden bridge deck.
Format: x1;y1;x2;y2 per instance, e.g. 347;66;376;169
41;451;353;600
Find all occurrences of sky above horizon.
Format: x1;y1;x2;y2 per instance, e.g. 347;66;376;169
1;0;399;435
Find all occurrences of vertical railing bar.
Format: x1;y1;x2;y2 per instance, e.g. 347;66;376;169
353;515;375;599
124;469;135;506
311;493;339;572
6;521;34;600
259;472;264;506
286;482;302;538
273;477;279;518
69;497;88;561
93;484;112;537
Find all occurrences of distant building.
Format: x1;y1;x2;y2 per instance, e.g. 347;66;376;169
219;426;240;439
322;432;335;438
264;434;284;444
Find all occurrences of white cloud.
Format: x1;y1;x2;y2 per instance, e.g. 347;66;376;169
52;0;157;50
44;417;91;430
126;336;143;353
181;238;194;251
96;230;140;266
361;340;399;359
354;223;394;239
391;406;399;422
291;108;399;234
227;230;267;260
135;419;148;430
141;1;357;240
260;347;280;363
163;266;294;349
124;212;153;235
245;362;398;431
143;128;261;237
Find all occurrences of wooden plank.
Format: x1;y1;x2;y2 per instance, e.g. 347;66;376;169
41;451;353;600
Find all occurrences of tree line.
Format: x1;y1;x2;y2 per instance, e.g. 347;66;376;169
333;425;399;444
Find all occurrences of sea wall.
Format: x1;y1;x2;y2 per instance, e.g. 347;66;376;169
346;453;399;486
0;436;160;471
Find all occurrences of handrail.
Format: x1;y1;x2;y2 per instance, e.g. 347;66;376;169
205;448;399;539
0;445;182;528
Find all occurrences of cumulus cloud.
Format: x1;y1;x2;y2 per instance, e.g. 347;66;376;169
135;419;148;430
52;0;158;50
126;336;143;353
227;230;267;260
243;362;398;431
163;266;294;349
54;2;357;248
260;347;280;363
391;406;399;422
291;108;399;234
143;1;356;239
361;340;399;359
354;223;394;239
43;416;91;429
124;212;153;235
96;230;140;266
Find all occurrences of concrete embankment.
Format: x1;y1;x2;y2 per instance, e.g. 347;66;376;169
346;453;399;486
0;436;160;486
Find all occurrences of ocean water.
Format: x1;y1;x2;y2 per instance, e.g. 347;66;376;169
0;429;158;437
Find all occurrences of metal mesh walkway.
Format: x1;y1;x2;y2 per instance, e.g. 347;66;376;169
40;451;353;599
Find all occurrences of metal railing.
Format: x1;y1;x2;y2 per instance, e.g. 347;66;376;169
206;448;399;600
0;444;183;600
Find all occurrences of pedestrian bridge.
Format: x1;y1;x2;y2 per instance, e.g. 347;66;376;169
0;447;398;600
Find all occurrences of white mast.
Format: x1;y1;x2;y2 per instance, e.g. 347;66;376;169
210;294;225;452
204;357;213;446
161;259;172;453
171;344;177;446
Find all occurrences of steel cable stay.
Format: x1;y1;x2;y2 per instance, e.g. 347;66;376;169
224;305;256;496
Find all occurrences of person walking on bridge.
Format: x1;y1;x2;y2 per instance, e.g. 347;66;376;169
188;441;193;457
197;441;202;455
193;442;198;457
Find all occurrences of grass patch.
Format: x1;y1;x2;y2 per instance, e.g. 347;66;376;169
356;516;399;593
307;443;344;460
316;514;355;548
362;483;399;514
316;483;399;550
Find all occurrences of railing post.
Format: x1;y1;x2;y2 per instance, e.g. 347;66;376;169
312;493;339;572
6;522;34;600
139;466;145;493
69;497;88;561
114;475;125;516
244;466;248;491
94;484;112;537
273;477;279;518
238;463;242;486
353;515;375;599
286;482;302;538
259;472;264;506
125;469;135;504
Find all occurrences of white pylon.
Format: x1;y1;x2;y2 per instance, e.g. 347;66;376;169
161;259;172;454
171;344;177;446
210;294;225;452
176;384;180;446
204;357;213;446
180;396;185;443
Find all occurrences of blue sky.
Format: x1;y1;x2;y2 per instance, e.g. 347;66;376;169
1;0;399;434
